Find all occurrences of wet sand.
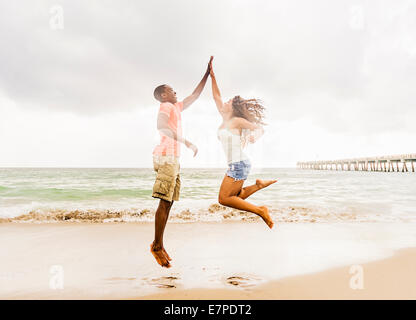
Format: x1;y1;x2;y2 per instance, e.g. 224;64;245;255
0;221;415;299
141;248;416;300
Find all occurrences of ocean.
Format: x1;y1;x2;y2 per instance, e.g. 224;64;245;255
0;167;415;223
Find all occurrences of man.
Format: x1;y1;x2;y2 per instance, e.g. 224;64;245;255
151;57;212;268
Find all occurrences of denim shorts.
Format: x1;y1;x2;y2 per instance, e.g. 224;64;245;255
226;159;251;181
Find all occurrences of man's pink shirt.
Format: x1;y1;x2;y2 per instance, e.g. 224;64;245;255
153;101;183;157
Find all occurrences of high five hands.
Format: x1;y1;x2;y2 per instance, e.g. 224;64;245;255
184;56;214;158
208;56;214;77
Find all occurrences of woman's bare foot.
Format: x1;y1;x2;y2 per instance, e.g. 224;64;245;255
258;206;274;229
150;243;171;268
256;179;278;190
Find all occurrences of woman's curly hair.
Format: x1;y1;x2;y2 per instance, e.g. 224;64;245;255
231;96;265;146
231;95;265;125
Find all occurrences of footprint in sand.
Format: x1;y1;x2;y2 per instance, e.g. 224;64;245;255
105;276;137;282
224;275;263;288
142;275;180;289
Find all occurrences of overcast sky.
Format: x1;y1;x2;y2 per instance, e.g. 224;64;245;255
0;0;415;168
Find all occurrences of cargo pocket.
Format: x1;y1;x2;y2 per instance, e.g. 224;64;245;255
152;162;176;198
153;179;170;196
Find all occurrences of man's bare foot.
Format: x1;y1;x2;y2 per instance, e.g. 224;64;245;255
150;243;171;268
151;241;172;262
258;206;274;229
162;247;172;261
256;179;278;190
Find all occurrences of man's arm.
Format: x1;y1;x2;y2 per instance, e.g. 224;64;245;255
157;113;198;156
182;57;213;110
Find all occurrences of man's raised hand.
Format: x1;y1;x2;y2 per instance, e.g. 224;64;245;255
182;57;213;110
207;56;213;73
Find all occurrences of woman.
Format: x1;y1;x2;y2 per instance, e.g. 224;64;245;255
209;58;276;229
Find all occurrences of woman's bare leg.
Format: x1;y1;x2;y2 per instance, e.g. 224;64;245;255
218;176;274;228
238;179;278;200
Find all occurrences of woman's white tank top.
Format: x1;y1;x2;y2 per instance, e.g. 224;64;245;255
217;127;248;164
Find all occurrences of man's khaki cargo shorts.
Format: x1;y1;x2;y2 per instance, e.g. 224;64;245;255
152;155;180;202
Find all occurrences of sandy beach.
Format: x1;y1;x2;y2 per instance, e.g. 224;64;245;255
1;221;415;299
142;248;416;300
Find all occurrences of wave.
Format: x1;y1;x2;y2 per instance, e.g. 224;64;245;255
0;203;405;224
0;187;151;201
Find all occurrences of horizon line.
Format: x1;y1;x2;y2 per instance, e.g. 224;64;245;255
0;166;297;169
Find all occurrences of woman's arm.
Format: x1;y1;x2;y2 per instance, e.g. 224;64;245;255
233;117;264;143
209;59;226;115
233;117;261;131
248;127;264;143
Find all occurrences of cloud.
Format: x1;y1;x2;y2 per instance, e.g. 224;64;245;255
0;0;415;166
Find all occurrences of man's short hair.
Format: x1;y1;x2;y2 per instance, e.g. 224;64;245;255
153;84;167;102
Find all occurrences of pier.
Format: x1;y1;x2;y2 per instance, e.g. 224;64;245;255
297;153;416;172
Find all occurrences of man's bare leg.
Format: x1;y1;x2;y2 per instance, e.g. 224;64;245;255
238;179;278;200
151;199;173;267
160;201;173;261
